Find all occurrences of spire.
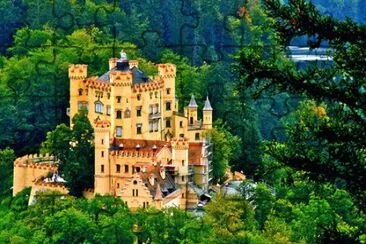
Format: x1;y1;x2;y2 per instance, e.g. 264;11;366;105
203;96;213;111
188;95;198;108
154;183;163;201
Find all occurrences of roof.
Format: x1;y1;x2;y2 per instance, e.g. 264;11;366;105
203;96;213;111
189;142;203;165
112;138;171;152
138;163;176;199
188;95;198;108
97;63;151;84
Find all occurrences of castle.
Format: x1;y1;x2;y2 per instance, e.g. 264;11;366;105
13;51;214;210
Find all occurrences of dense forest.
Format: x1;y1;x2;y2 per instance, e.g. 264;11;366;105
0;0;365;243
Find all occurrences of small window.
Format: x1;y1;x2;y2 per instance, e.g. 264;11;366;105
149;121;153;132
116;164;121;173
149;92;153;99
190;117;194;125
182;193;185;198
166;118;171;128
106;105;111;115
136;189;139;196
179;121;183;128
107;93;111;99
116;96;121;103
101;139;104;145
166;102;171;111
136;124;142;134
153;120;159;132
149;105;153;115
181;176;184;182
78;88;83;96
101;165;104;173
124;109;131;118
116;126;122;137
154;92;158;98
137;94;141;101
136;167;140;173
95;102;103;113
195;133;200;140
116;110;122;119
166;88;171;95
117;183;120;188
78;102;88;111
136;107;142;117
101;151;104;158
179;133;184;138
182;160;184;166
124;165;129;173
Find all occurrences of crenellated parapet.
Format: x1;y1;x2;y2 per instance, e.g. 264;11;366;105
68;64;88;79
13;153;58;168
132;80;163;93
109;71;133;86
84;78;111;92
171;137;189;150
157;63;176;78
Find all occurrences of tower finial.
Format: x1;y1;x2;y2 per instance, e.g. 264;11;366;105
203;96;213;111
120;50;128;61
188;94;198;108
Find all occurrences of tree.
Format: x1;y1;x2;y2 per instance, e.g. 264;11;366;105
204;120;241;182
236;0;366;207
41;110;94;196
0;148;15;197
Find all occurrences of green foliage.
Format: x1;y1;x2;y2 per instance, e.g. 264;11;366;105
41;110;94;196
204;120;241;182
0;148;15;197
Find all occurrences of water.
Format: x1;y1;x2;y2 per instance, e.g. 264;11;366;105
288;46;332;62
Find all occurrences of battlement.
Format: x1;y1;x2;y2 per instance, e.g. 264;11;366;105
68;64;88;79
157;63;176;78
132;80;163;93
171;137;189;150
95;119;111;128
109;71;133;86
14;153;58;168
84;78;111;91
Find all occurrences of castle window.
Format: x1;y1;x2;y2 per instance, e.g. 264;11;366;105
166;102;171;111
166;88;171;95
78;88;83;96
101;139;104;145
149;121;153;132
78;102;88;111
95;102;103;113
154;92;158;98
117;183;120;188
150;92;153;99
190;117;194;125
86;89;88;95
182;193;185;198
125;165;129;173
136;189;139;196
153;120;159;132
195;133;200;140
153;104;159;114
179;133;184;138
133;180;137;185
116;110;122;119
149;105;153;115
106;105;111;115
116;96;121;103
101;151;104;158
132;189;139;197
101;165;104;173
179;121;183;128
136;107;142;117
107;93;110;99
116;164;121;173
137;94;141;101
166;118;171;128
182;176;185;182
182;160;184;166
116;126;122;137
136;124;142;134
124;109;131;118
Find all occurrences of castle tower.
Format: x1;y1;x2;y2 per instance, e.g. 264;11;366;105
94;120;111;195
203;96;213;129
187;95;198;126
171;138;189;209
68;64;88;125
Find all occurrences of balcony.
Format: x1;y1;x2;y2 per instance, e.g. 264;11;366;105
149;112;161;119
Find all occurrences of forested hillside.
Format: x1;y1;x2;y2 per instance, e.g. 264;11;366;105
0;0;365;243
